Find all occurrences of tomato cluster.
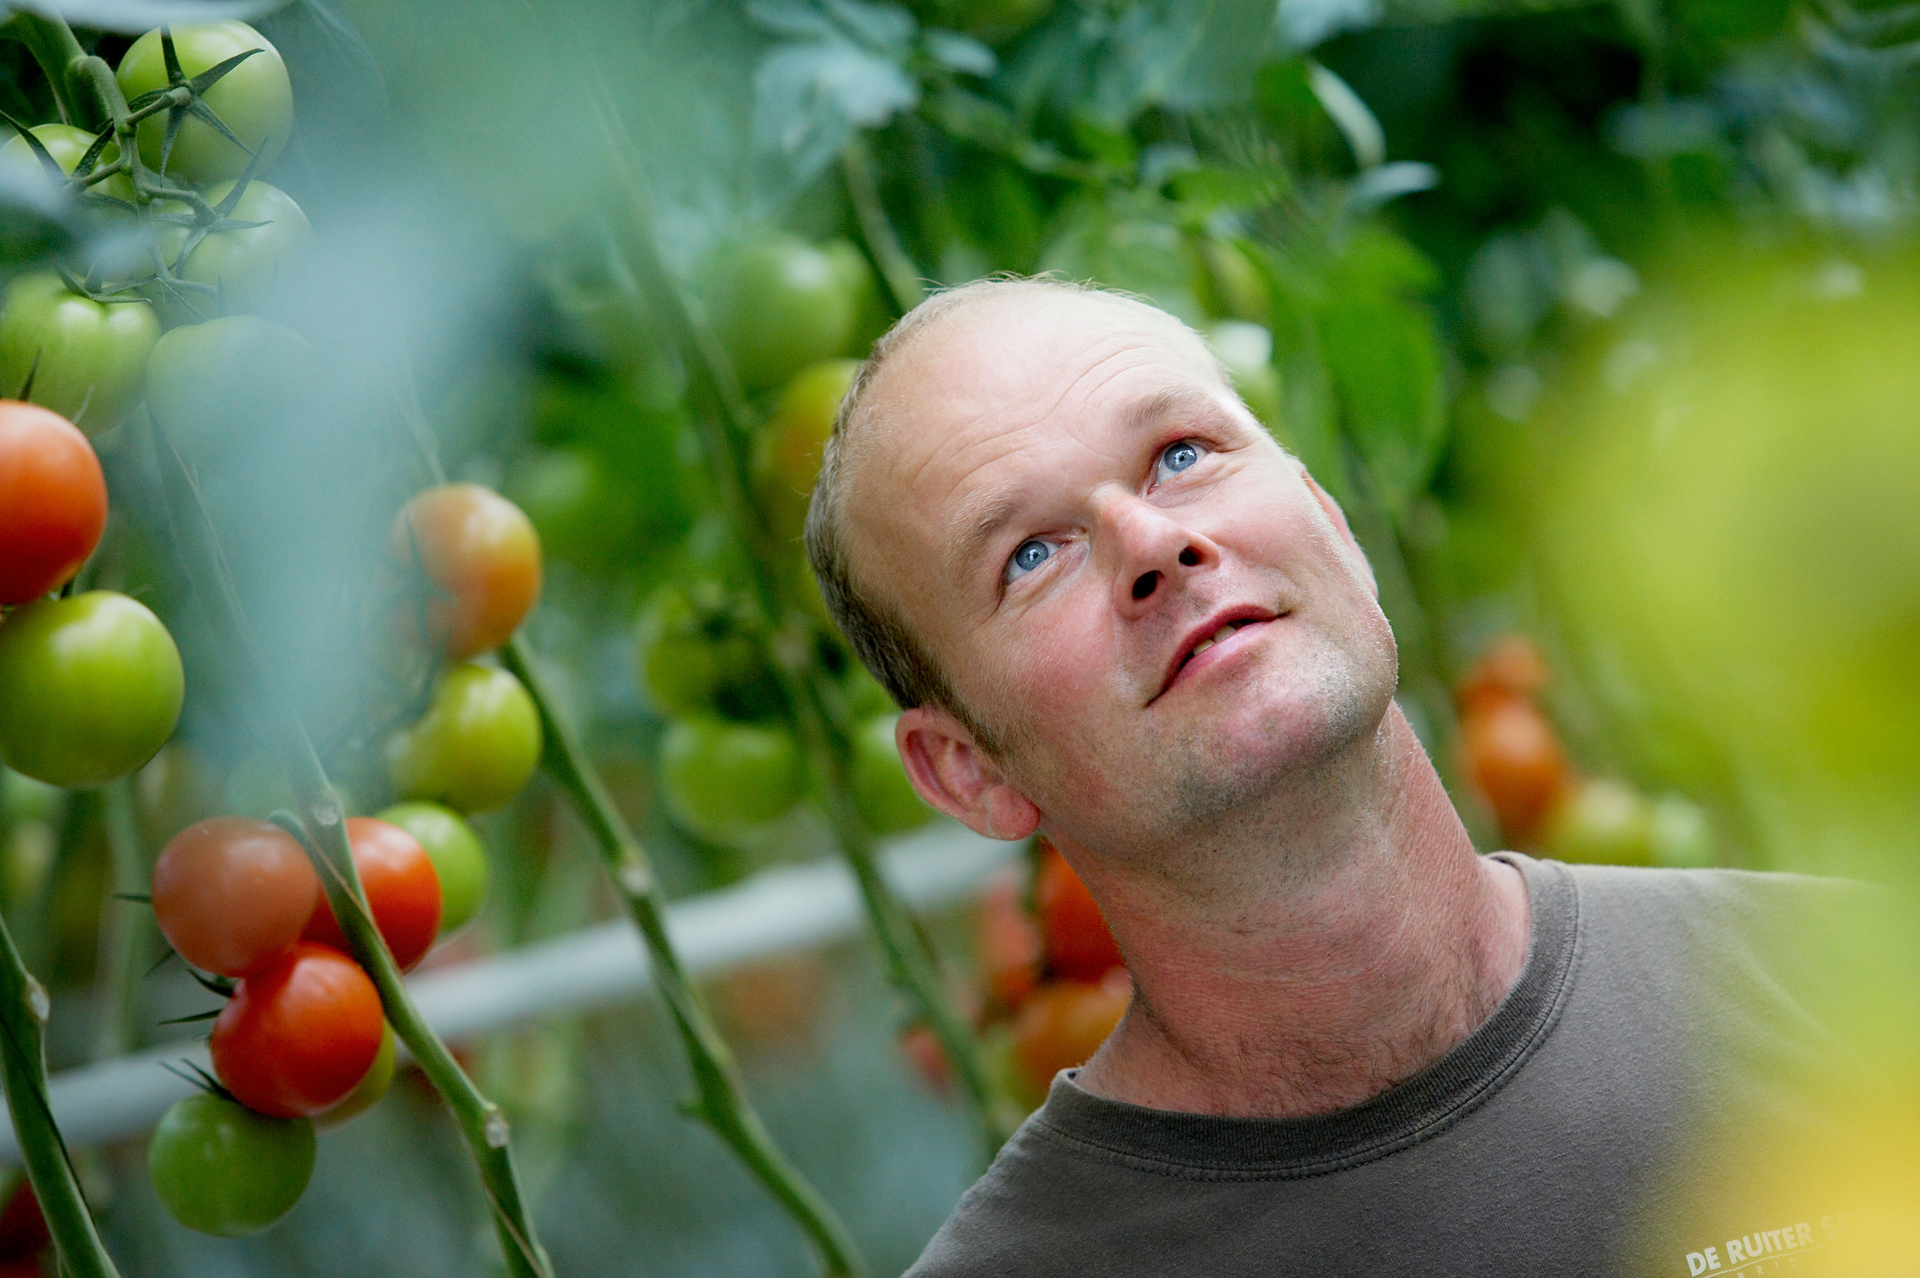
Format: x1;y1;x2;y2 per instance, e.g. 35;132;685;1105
905;838;1131;1106
1456;636;1717;868
144;809;447;1232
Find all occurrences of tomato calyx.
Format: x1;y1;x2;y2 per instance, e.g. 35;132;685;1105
118;29;265;180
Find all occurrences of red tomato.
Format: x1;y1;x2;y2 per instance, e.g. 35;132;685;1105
1462;694;1570;844
1035;840;1123;981
898;1023;951;1094
1010;970;1131;1099
1455;634;1550;720
0;401;106;605
391;484;542;659
303;817;441;972
210;941;384;1118
152;817;319;977
976;873;1041;1015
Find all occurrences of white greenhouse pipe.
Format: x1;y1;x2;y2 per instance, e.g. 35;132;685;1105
0;823;1020;1164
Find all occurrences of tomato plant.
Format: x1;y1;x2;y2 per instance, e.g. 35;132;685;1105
1035;840;1123;981
210;940;384;1118
156;180;312;313
314;1020;396;1128
0;273;161;432
753;358;858;542
849;713;933;835
1461;693;1569;844
385;662;542;813
374;801;488;935
303;816;441;972
634;580;781;720
115;22;293;184
1009;971;1131;1101
0;401;106;605
976;875;1042;1015
1543;777;1652;867
148;1091;314;1236
391;483;542;660
701;236;858;391
0;591;183;788
152;817;320;977
143;314;313;465
657;716;804;843
0;123;135;203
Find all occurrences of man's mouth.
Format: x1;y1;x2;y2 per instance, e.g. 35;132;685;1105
1156;609;1280;699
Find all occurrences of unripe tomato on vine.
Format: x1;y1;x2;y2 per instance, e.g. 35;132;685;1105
148;1092;314;1236
1460;694;1569;844
0;274;161;432
753;358;858;543
145;315;313;465
152;817;319;977
0;592;183;788
154;180;312;313
210;941;384;1119
392;483;542;661
701;236;858;392
656;716;804;845
386;662;542;814
0;401;106;604
116;22;293;185
0;123;136;204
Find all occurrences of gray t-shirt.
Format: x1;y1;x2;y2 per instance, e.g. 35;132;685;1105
909;854;1866;1278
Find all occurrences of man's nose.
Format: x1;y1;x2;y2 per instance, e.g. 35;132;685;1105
1093;489;1219;616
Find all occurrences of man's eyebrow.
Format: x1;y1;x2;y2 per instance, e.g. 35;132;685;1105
946;385;1226;585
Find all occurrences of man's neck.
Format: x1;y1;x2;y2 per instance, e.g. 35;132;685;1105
1070;707;1531;1119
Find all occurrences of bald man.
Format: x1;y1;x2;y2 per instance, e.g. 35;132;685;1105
804;278;1858;1278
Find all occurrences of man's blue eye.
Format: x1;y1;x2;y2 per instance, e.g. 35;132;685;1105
1007;538;1052;581
1156;440;1204;482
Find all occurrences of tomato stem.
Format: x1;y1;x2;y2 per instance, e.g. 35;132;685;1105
840;135;926;316
0;12;100;131
586;66;1012;1166
502;636;867;1278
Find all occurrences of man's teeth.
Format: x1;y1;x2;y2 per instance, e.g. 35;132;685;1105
1189;621;1246;659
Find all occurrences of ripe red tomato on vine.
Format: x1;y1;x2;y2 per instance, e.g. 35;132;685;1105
210;941;384;1119
0;401;106;605
303;817;441;972
1035;840;1123;981
152;817;320;977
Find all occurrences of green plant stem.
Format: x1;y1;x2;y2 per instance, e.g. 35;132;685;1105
841;137;925;315
0;12;101;130
501;638;865;1278
585;70;1006;1161
0;912;119;1278
146;423;552;1278
88;780;145;1062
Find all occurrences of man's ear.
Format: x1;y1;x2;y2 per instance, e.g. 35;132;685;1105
1300;466;1378;598
895;705;1041;841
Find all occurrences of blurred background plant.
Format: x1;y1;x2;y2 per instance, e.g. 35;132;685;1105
0;0;1916;1271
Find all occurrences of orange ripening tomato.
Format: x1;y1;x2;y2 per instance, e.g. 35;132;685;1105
1455;634;1550;721
210;942;384;1118
976;873;1042;1015
391;483;541;659
1011;969;1131;1099
0;401;106;605
1035;839;1123;981
1462;694;1571;844
304;817;441;972
152;817;320;977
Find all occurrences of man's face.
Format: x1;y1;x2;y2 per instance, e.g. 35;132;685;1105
847;288;1398;863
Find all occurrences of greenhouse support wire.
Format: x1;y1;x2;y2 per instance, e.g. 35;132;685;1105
0;822;1021;1164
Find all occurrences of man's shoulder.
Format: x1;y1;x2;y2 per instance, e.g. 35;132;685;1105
1522;854;1867;945
901;1119;1077;1278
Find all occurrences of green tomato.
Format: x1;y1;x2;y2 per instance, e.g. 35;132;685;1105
850;713;933;835
634;581;782;721
387;663;542;814
144;315;313;465
1543;778;1654;867
116;22;293;185
753;358;859;545
1649;794;1717;869
0;592;184;788
315;1020;396;1128
157;179;312;312
701;236;856;391
0;273;161;433
148;1091;314;1237
657;716;803;843
375;801;488;934
0;123;136;205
